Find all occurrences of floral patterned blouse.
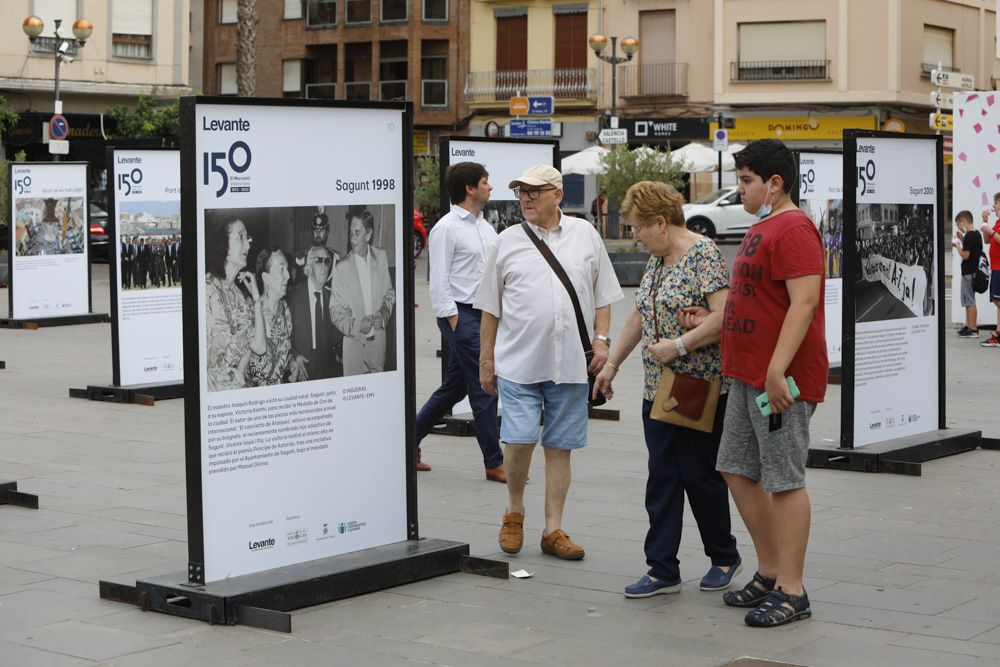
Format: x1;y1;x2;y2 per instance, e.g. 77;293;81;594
206;275;254;392
636;237;730;401
246;298;295;387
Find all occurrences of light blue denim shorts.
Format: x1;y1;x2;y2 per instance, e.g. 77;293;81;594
498;378;588;450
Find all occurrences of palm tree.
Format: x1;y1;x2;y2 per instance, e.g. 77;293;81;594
236;0;258;96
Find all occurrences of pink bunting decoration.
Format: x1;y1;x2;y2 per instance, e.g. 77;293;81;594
974;123;983;133
983;108;989;116
990;145;998;153
988;95;996;106
973;176;982;187
959;108;965;117
968;94;980;102
985;192;991;206
959;152;968;161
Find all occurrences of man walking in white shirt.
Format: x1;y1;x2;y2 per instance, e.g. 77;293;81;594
415;162;505;481
476;165;623;560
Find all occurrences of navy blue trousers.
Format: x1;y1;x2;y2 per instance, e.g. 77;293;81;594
640;394;739;581
415;305;502;469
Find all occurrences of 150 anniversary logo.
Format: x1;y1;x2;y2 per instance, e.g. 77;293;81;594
202;116;253;198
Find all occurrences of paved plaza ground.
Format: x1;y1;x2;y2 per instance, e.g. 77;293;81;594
0;258;999;666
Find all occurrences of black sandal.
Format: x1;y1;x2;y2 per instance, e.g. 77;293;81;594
723;571;776;608
744;588;811;627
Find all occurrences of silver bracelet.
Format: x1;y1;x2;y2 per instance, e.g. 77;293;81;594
674;336;688;356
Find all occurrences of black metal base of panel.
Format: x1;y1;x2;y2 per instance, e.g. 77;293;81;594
980;437;1000;450
807;428;981;476
0;313;110;329
429;414;478;437
0;360;5;369
828;365;842;385
99;538;470;632
0;479;39;509
69;383;185;405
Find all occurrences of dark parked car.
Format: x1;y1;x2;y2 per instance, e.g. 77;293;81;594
89;203;109;261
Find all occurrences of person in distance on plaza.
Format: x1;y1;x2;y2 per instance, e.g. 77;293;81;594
288;245;339;380
476;164;623;561
413;162;504;479
980;193;1000;348
246;246;308;386
952;210;982;338
205;218;266;391
592;181;741;598
330;207;395;374
700;139;827;627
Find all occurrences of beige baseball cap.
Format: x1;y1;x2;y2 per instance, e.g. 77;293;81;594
508;164;563;190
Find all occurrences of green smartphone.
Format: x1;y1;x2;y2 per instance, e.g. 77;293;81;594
755;377;801;417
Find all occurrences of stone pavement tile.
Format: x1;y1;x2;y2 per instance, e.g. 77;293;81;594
0;640;98;666
807;531;966;566
813;513;993;541
1;620;178;661
416;620;559;654
804;558;925;589
881;561;990;583
809;599;996;639
14;545;174;581
810;581;971;615
0;509;80;533
938;545;1000;574
325;629;548;666
90;606;217;637
516;627;729;667
968;625;1000;645
0;588;117;633
941;595;1000;621
775;635;998;667
94;507;188;531
0;538;73;565
2;523;167;551
241;635;414;667
892;634;1000;661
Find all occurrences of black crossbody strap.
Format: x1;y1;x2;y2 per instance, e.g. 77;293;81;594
520;222;592;356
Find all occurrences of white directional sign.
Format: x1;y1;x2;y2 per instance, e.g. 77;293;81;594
713;128;729;152
598;128;628;145
931;69;975;91
930;91;954;109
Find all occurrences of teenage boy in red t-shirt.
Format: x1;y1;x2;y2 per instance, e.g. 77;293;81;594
714;139;827;628
980;193;1000;348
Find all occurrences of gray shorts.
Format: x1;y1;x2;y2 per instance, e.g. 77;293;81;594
960;273;976;308
716;379;816;493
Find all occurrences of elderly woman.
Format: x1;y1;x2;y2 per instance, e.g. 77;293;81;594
205;218;265;391
593;181;741;598
246;247;308;386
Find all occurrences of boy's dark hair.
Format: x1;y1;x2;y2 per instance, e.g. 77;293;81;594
994;192;1000;203
956;210;974;225
445;162;489;205
732;139;796;193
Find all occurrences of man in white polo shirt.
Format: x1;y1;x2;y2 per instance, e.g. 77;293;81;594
475;164;623;560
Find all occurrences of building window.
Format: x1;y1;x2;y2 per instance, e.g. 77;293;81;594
381;0;407;22
283;60;303;97
380;41;407;101
922;25;954;74
218;63;237;95
345;42;372;100
307;0;337;27
219;0;237;24
421;43;447;107
735;21;828;81
111;0;153;59
284;0;303;19
346;0;371;24
495;12;528;99
29;0;78;54
423;0;447;22
553;6;587;98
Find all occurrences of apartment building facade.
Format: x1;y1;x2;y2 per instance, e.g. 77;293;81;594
202;0;468;160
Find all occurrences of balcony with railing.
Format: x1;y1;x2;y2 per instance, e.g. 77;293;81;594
731;60;830;81
465;68;595;104
921;62;956;77
618;63;688;98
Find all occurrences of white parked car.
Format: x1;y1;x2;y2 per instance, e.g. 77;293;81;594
683;187;755;238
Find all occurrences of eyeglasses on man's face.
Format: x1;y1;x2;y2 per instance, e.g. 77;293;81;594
310;255;333;265
513;186;556;201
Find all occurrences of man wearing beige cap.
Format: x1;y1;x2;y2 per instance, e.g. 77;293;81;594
474;164;623;560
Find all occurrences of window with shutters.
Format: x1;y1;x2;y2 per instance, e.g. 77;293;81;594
921;25;954;74
553;9;587;98
29;0;79;55
735;21;828;80
112;0;153;59
285;0;303;20
218;63;237;95
283;60;303;97
219;0;237;24
495;13;528;100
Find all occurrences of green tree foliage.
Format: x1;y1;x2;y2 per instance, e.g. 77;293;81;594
415;155;440;214
0;95;19;237
599;145;686;211
106;96;180;141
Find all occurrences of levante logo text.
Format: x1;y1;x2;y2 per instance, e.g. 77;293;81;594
203;117;251;132
248;537;275;551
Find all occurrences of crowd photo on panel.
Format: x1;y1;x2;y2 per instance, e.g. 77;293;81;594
204;204;396;392
421;138;826;628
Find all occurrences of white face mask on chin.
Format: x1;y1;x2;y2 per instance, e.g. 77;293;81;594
755;182;776;220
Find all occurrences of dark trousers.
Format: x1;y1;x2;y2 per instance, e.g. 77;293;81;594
641;394;739;581
415;305;502;469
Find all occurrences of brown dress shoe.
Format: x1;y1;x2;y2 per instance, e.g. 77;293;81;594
485;465;506;483
540;529;585;560
498;512;524;554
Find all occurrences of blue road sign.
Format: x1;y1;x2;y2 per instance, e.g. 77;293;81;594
509;119;553;137
526;96;554;115
49;114;70;140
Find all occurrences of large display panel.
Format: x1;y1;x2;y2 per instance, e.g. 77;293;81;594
796;151;843;366
950;91;998;327
842;131;944;449
109;149;184;386
182;98;413;583
8;162;90;319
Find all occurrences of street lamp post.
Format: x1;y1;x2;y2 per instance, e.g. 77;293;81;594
588;34;639;119
21;15;93;160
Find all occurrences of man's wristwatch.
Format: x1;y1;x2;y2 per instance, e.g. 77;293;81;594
594;334;611;346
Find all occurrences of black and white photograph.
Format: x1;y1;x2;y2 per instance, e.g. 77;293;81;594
14;197;85;256
855;203;936;322
482;200;524;233
800;198;844;279
203;203;397;392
